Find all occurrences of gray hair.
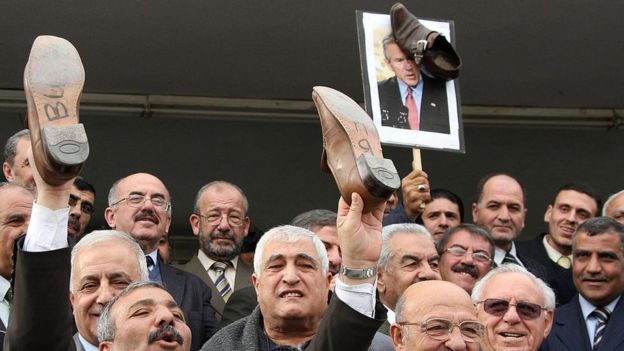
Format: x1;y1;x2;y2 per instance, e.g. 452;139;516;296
107;173;172;215
254;225;329;278
3;129;29;166
603;190;624;216
471;264;556;311
573;216;624;252
0;181;35;197
290;209;337;231
437;223;495;260
192;181;249;214
381;34;396;61
379;223;433;271
97;280;166;342
70;230;149;291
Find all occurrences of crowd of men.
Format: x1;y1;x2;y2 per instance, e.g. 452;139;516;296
3;127;624;351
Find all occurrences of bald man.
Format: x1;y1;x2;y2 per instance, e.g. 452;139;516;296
390;280;483;351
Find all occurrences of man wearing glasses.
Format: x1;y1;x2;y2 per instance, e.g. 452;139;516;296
471;264;555;351
67;176;96;242
183;181;254;320
437;224;495;294
104;172;217;351
391;280;484;350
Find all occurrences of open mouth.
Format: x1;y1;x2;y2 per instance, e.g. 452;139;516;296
499;332;525;338
279;290;303;298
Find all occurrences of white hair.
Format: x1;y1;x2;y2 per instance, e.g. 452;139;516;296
603;190;624;216
254;225;329;277
70;230;149;291
471;264;555;310
378;223;433;271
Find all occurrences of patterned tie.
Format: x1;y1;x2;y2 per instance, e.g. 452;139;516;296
212;261;232;301
592;307;611;349
4;286;12;304
557;256;572;269
145;256;159;282
502;252;520;266
406;89;419;130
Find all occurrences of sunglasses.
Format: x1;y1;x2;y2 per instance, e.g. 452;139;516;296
477;298;547;320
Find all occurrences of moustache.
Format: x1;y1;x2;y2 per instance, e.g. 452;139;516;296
210;231;235;241
68;217;81;230
135;210;159;223
580;275;609;283
451;263;479;279
148;324;184;345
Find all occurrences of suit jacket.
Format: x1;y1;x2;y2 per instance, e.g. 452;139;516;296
72;334;85;351
182;254;254;320
502;243;551;286
4;242;75;351
201;296;387;351
159;255;218;351
220;285;258;328
516;234;577;305
541;295;624;351
378;75;449;133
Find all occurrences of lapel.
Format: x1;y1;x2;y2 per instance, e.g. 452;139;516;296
550;295;592;350
73;333;86;351
596;296;624;351
233;258;254;291
158;255;185;305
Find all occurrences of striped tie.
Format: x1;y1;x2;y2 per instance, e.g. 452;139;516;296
212;261;232;301
502;252;520;266
592;307;611;349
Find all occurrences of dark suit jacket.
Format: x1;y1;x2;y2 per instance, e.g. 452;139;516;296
378;75;449;133
219;285;258;328
541;295;624;351
159;255;218;351
4;242;75;351
505;244;551;286
181;254;254;320
517;234;576;305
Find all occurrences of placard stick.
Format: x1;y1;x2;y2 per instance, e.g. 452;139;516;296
412;148;422;170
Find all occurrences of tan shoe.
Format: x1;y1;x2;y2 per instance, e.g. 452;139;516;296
313;86;400;212
24;35;88;185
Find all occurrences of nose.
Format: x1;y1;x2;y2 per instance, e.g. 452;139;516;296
216;214;231;231
282;263;301;285
328;246;342;267
69;203;82;218
154;305;176;327
502;302;522;324
565;210;577;223
95;284;115;305
461;251;474;265
445;325;468;351
418;262;440;281
586;254;602;274
438;214;450;228
497;206;510;221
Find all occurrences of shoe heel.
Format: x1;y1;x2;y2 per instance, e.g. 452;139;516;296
42;123;89;166
356;154;401;199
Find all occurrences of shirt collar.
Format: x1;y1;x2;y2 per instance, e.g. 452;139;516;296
0;276;10;300
197;249;238;271
579;294;620;320
146;249;159;264
78;333;99;351
542;234;573;264
397;75;423;99
494;242;520;265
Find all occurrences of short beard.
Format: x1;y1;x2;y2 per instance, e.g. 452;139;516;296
200;231;243;261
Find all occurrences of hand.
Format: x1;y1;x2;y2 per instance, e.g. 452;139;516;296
401;169;431;221
28;147;73;210
336;193;384;270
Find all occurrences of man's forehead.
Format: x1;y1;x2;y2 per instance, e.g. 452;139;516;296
70;186;95;201
118;173;169;196
391;232;433;249
575;231;623;250
482;176;524;201
263;238;319;260
113;287;178;316
483;273;542;302
0;187;34;214
15;137;30;156
74;242;140;275
201;187;245;210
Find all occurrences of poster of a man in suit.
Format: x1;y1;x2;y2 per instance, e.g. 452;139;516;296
357;11;464;152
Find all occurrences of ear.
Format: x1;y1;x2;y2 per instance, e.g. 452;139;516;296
252;273;260;301
99;341;112;351
543;309;554;338
2;162;14;181
544;205;553;223
242;217;251;237
471;202;479;223
390;324;406;350
377;268;386;294
69;291;75;308
104;207;116;228
189;213;201;237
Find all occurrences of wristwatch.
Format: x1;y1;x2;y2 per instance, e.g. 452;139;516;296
340;266;377;279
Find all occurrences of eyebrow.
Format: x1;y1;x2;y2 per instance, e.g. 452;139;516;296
127;298;179;312
265;253;318;264
79;272;132;283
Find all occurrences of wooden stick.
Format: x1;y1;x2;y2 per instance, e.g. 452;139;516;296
412;148;422;170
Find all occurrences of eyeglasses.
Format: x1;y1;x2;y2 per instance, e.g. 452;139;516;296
398;318;484;342
112;194;171;212
476;298;547;320
69;195;94;215
195;212;245;227
444;246;492;264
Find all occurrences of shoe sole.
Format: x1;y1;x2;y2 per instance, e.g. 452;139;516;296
313;86;400;205
24;35;88;182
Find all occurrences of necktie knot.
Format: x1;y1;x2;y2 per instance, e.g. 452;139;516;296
146;255;155;270
502;252;520;266
212;261;229;273
556;256;572;269
212;261;232;300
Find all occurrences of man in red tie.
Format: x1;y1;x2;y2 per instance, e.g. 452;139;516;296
378;35;450;133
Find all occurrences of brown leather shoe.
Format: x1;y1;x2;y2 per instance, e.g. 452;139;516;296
312;86;400;212
24;35;88;185
391;2;462;80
